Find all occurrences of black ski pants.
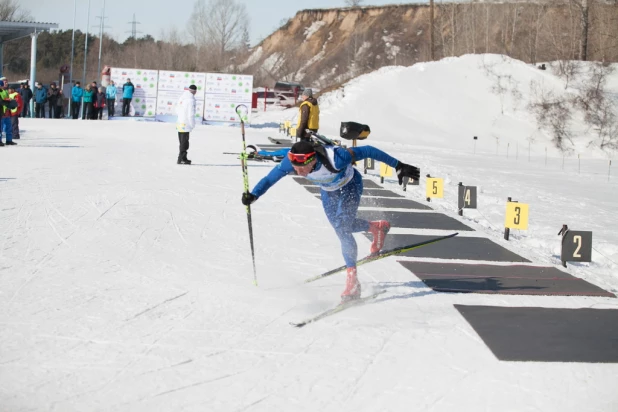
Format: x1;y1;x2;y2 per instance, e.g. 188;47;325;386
71;101;81;119
34;103;45;118
178;132;190;160
122;98;131;116
21;101;30;117
107;99;115;117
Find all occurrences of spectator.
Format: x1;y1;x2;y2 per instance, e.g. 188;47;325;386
176;85;197;165
71;81;83;119
95;87;106;119
296;88;320;141
90;81;99;120
8;86;23;139
82;84;94;120
0;80;16;145
122;78;135;116
47;83;62;118
105;80;117;118
19;83;32;118
34;82;48;118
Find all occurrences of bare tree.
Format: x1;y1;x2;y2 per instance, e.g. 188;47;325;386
528;80;574;151
344;0;364;6
569;0;591;61
0;0;31;21
188;0;249;71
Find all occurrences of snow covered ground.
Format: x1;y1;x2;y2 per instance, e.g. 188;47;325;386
1;54;617;411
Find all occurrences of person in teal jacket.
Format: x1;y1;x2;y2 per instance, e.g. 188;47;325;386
121;78;134;116
71;81;83;119
105;80;117;118
82;84;94;120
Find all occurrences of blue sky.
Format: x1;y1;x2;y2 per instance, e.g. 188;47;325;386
20;0;401;46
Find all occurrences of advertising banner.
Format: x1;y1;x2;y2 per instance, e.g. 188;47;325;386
155;70;206;123
204;73;253;123
110;67;159;117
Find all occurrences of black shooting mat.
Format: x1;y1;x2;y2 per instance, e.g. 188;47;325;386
357;210;473;231
293;176;385;190
398;261;614;297
358;196;432;210
367;234;529;262
267;139;293;146
454;305;618;362
302;185;404;198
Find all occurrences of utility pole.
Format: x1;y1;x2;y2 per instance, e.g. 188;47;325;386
81;0;91;120
95;0;108;77
430;0;435;61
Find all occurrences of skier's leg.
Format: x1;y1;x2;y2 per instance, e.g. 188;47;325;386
321;180;365;267
4;117;13;143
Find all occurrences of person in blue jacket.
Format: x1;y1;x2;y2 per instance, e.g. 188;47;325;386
34;83;48;118
71;81;83;119
121;78;134;116
105;80;117;118
241;139;420;302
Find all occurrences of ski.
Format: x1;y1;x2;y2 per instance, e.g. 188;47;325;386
290;290;386;328
304;232;459;283
223;152;283;162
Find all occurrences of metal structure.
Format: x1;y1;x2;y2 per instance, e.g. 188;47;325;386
0;21;59;115
127;14;141;40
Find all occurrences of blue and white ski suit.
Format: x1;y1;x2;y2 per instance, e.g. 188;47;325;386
251;145;400;268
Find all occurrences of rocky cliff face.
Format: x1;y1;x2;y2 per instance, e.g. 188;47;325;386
240;3;618;90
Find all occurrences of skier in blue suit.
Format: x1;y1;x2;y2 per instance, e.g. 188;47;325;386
241;139;420;302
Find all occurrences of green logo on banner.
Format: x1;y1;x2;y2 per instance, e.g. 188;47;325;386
185;73;189;77
150;84;154;88
142;105;146;109
148;111;153;116
230;103;235;108
137;70;142;75
135;98;141;103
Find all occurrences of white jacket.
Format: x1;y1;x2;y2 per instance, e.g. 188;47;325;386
176;90;196;132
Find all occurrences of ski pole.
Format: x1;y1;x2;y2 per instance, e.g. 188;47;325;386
236;104;258;286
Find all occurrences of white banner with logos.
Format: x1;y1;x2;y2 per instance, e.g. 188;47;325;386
204;73;253;123
155;70;206;122
110;68;159;117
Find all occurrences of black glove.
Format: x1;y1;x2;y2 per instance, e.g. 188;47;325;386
241;192;257;206
396;162;420;185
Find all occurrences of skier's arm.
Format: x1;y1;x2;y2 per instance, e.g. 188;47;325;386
333;145;420;183
250;158;295;198
332;145;399;170
296;105;309;138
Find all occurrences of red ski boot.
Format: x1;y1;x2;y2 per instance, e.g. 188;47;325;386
368;220;391;255
341;267;361;303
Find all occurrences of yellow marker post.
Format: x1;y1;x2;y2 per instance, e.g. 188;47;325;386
504;202;529;230
379;163;393;183
425;177;444;201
